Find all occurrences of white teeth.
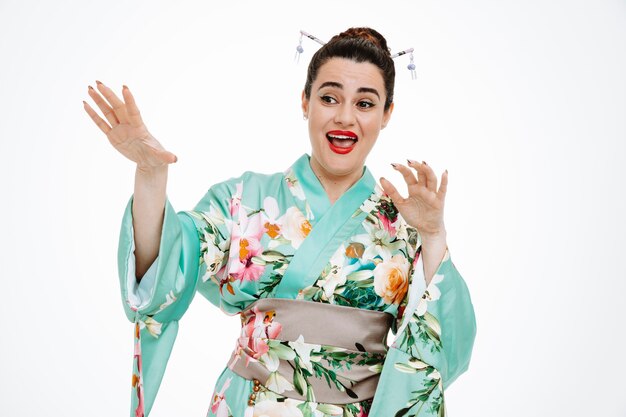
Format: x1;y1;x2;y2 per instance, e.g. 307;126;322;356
328;134;357;140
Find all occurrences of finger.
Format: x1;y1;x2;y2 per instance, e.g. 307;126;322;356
83;100;112;135
95;80;128;124
379;177;406;205
144;139;178;164
392;163;418;187
155;147;178;164
122;85;144;128
87;85;119;126
438;170;448;199
421;161;438;193
407;159;428;188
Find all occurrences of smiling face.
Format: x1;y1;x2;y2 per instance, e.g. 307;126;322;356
302;57;394;182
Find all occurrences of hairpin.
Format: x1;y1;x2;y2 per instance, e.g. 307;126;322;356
392;48;417;80
295;30;417;79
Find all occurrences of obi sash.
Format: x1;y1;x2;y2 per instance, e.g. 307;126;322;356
227;298;393;404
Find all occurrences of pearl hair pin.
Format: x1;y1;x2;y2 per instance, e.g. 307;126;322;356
295;30;417;79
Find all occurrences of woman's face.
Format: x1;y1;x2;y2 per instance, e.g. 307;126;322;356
302;57;393;181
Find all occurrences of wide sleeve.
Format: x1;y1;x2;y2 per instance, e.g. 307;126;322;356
117;186;233;417
369;246;477;417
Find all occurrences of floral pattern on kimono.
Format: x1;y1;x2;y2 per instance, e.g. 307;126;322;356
117;154;476;417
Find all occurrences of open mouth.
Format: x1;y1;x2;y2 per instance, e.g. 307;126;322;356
326;130;358;154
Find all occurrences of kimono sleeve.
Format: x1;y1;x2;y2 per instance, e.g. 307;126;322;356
369;247;477;417
117;187;233;417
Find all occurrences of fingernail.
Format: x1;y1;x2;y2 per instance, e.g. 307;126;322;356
96;80;103;86
123;84;128;90
445;169;448;174
391;163;398;168
407;159;416;165
422;160;428;166
88;85;94;90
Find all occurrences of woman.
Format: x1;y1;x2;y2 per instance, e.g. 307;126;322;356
83;27;476;417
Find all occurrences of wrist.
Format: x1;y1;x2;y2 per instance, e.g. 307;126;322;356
136;164;168;176
419;227;447;243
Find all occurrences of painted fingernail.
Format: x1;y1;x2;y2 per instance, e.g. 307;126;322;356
123;84;128;90
88;85;94;90
422;160;428;166
407;159;416;165
445;169;448;174
391;163;398;168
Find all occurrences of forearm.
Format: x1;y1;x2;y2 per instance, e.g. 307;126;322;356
420;229;447;286
132;165;168;280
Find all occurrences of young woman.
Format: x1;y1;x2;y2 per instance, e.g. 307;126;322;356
84;27;476;417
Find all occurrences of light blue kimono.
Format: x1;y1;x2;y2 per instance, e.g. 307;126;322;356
118;154;476;417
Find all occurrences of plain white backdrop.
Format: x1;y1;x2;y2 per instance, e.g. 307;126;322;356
0;0;625;416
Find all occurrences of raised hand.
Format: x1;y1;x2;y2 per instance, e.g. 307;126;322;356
379;160;447;237
83;81;177;170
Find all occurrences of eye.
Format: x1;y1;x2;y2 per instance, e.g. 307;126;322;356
357;100;375;109
320;95;338;104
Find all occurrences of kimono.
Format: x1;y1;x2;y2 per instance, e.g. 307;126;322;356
117;154;476;417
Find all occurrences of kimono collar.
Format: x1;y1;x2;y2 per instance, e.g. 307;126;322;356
290;153;376;221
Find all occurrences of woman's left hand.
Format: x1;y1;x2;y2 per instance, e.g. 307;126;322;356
379;160;447;238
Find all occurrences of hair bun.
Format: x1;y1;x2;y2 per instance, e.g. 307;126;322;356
332;27;391;56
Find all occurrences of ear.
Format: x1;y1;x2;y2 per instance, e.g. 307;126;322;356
381;102;394;129
301;90;309;117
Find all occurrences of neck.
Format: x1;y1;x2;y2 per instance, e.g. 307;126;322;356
309;157;364;204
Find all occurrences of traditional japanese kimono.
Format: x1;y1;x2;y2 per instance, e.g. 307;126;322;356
118;154;476;417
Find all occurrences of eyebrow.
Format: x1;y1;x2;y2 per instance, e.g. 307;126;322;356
318;81;380;99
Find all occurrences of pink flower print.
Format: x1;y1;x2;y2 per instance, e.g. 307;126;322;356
234;307;283;367
229;212;266;282
132;322;145;417
376;211;397;237
230;237;265;282
412;250;421;267
210;377;232;417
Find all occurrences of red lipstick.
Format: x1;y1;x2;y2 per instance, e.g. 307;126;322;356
326;130;358;155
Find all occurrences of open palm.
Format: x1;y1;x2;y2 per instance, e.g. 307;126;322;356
83;81;177;169
380;160;447;236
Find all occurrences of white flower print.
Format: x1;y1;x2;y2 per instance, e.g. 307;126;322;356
201;232;227;282
284;170;306;202
157;290;177;312
265;371;295;394
140;317;162;338
353;221;403;262
253;399;304;417
288;335;321;373
317;245;347;302
415;273;444;316
279;207;312;249
197;205;225;227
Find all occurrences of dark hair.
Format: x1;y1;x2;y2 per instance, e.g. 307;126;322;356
304;27;395;111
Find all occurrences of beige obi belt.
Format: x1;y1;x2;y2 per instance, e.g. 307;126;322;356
228;298;393;404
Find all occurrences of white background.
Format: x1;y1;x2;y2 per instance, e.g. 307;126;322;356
1;0;625;416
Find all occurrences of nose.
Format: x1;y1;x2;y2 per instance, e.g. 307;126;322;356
333;102;356;126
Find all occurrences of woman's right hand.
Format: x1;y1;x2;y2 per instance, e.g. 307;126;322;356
83;81;177;170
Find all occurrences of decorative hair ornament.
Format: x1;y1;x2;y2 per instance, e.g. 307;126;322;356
295;30;417;79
